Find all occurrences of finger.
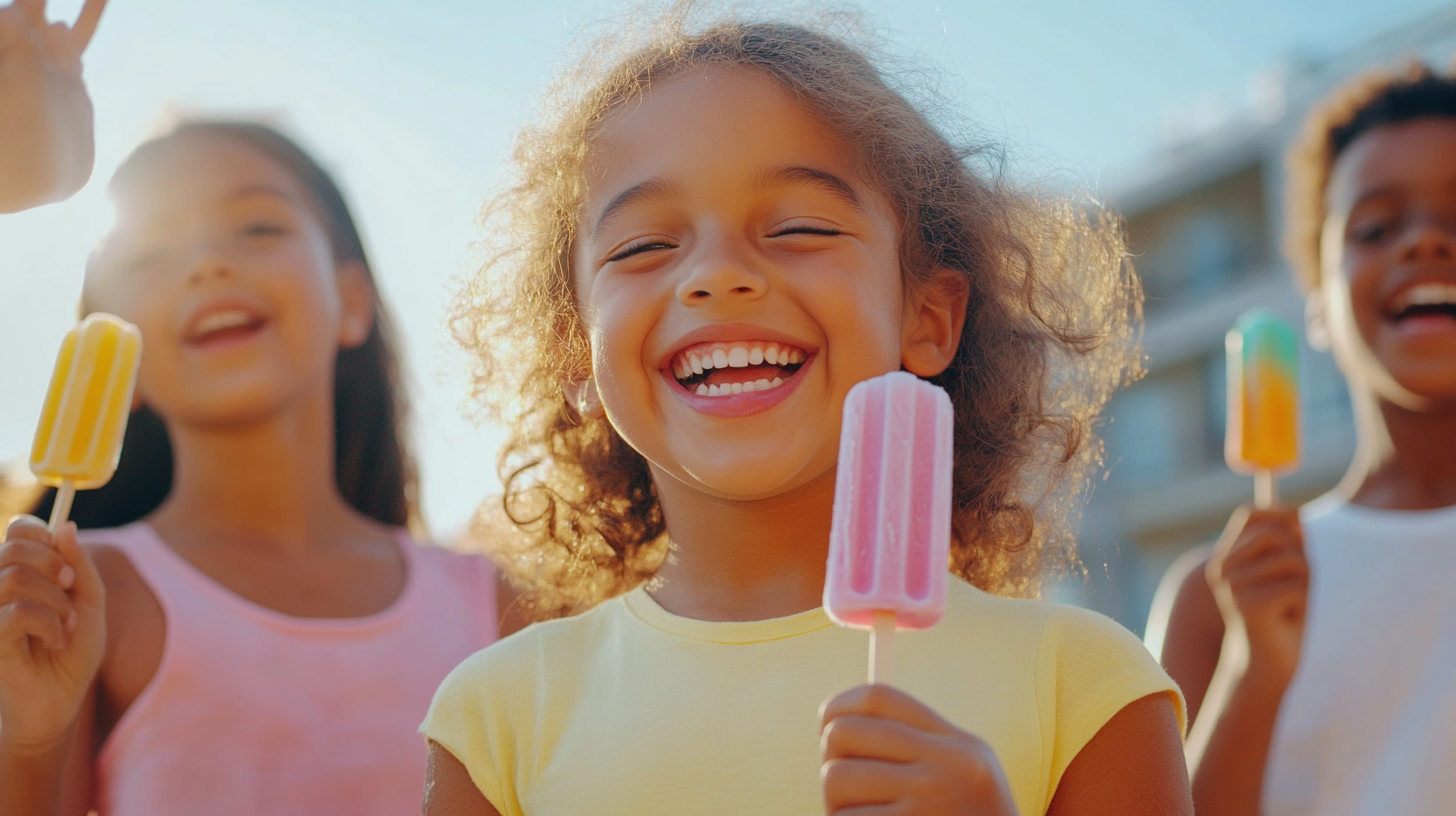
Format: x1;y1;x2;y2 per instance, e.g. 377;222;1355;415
0;537;73;589
0;564;76;627
1224;552;1308;588
53;524;103;610
6;515;53;547
822;757;908;812
0;597;70;651
16;0;45;29
821;685;953;736
1213;505;1300;560
822;714;926;764
1220;538;1307;582
0;5;28;51
68;0;104;54
1214;526;1304;578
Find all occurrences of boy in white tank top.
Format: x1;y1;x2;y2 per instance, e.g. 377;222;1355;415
1151;64;1456;816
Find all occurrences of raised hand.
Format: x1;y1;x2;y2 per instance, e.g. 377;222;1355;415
0;0;108;213
1207;504;1309;686
0;515;106;756
820;684;1020;815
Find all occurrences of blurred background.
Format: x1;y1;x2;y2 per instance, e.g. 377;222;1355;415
2;0;1452;634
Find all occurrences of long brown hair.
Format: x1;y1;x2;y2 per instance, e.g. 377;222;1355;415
455;7;1141;615
8;122;418;530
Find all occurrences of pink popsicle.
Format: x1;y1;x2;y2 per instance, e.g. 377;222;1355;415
824;371;954;684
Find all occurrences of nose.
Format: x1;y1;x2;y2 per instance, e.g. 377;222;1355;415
675;236;767;306
1396;216;1456;263
186;244;235;285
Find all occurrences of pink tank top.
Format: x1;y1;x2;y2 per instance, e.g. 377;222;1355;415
77;522;497;816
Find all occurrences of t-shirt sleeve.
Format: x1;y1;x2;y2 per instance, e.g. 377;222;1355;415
1036;604;1187;806
420;644;527;816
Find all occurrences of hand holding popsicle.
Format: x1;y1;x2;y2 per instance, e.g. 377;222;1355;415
0;515;106;755
0;312;134;754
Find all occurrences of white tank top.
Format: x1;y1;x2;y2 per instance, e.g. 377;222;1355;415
1264;494;1456;816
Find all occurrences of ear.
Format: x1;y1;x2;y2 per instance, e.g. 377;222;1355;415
1305;289;1331;352
562;374;606;421
901;268;969;378
336;260;376;350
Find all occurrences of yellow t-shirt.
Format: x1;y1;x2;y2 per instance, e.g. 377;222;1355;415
422;577;1184;815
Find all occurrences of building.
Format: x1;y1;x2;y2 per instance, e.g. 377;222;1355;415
1063;7;1456;634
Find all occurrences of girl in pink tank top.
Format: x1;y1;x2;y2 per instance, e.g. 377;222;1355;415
0;122;499;815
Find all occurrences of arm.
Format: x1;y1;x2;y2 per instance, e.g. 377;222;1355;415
424;741;502;816
0;518;106;815
1149;552;1224;726
1046;692;1191;816
1185;506;1307;816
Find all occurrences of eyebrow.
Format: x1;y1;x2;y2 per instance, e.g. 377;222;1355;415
754;165;865;212
593;178;682;237
225;184;296;204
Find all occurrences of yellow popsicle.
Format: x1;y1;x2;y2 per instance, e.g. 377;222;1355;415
1225;309;1299;506
29;314;142;524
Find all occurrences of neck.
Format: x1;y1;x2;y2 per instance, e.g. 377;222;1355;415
149;384;378;552
647;467;835;622
1341;385;1456;510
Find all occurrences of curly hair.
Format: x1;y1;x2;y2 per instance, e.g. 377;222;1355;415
454;5;1142;617
1285;61;1456;291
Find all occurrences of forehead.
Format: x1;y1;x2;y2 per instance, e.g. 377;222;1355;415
111;133;307;218
584;66;863;191
1327;118;1456;212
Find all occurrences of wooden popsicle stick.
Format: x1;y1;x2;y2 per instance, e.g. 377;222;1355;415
48;480;75;531
1255;470;1277;510
870;610;895;685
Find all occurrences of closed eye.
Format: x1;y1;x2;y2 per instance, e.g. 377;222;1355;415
608;239;677;263
770;225;842;237
243;223;287;238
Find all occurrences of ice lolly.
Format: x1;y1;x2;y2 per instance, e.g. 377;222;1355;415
30;313;143;529
824;371;954;684
1225;309;1300;509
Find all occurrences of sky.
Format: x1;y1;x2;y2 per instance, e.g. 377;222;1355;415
1;0;1450;538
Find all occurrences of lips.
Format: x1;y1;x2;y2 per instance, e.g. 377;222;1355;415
1386;282;1456;323
183;302;269;347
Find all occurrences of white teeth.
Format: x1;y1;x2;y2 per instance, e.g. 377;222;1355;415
712;349;729;369
195;310;253;335
707;384;721;396
690;353;704;374
696;384;708;395
765;345;779;365
728;347;749;368
771;377;783;387
748;347;764;365
754;378;771;390
1398;283;1456;308
731;382;743;394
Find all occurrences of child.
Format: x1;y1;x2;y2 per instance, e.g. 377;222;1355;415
0;0;106;213
423;12;1190;816
0;122;499;815
1153;64;1456;816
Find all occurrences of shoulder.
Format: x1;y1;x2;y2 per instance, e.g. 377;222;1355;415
431;593;627;706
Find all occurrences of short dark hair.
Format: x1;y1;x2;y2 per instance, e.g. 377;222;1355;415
1286;62;1456;290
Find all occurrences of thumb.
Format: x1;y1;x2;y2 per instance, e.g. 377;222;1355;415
53;522;104;611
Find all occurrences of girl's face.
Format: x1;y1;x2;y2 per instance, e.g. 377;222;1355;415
1320;119;1456;409
84;134;373;428
573;67;961;500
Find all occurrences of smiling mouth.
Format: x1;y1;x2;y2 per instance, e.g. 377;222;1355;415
186;309;268;345
1388;283;1456;325
669;340;809;396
